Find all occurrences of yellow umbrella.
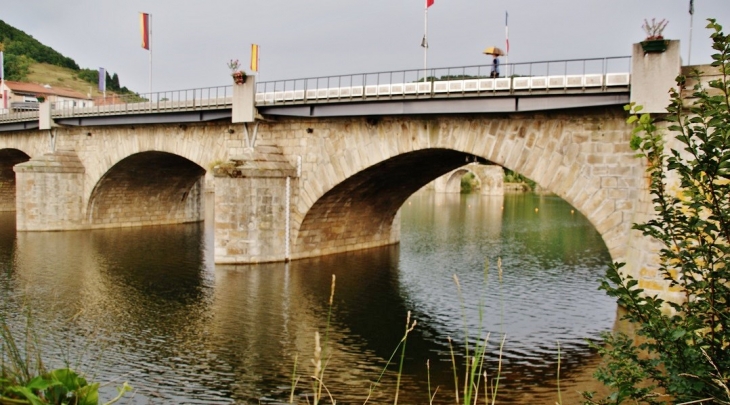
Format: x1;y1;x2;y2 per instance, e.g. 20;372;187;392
483;46;505;56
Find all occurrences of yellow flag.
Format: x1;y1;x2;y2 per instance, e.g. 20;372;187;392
250;44;259;72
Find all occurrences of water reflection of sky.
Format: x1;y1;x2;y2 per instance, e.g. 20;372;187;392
0;190;616;404
397;192;616;399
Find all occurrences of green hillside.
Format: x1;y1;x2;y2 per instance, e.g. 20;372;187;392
0;19;133;96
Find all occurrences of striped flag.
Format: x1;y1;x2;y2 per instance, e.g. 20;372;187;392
426;0;434;7
140;12;150;50
505;11;510;55
98;67;106;93
250;44;259;72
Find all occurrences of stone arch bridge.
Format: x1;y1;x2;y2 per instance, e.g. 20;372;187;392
0;43;693;301
0;107;657;292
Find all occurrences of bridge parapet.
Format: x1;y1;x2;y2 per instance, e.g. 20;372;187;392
0;56;632;130
255;56;631;106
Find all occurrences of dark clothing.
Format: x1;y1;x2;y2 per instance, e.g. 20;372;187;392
491;57;500;78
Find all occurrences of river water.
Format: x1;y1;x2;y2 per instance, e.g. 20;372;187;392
0;191;615;404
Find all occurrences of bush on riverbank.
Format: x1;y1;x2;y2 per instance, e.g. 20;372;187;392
503;169;535;191
0;312;132;404
584;19;730;405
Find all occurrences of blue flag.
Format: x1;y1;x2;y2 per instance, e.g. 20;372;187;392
98;67;105;93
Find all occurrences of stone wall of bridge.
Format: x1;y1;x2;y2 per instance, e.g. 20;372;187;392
251;108;648;268
6;123;235;230
0;108;665;297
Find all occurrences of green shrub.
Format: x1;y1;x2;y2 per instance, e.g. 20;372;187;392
584;19;730;405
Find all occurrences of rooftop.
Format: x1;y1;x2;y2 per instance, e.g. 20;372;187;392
2;80;89;100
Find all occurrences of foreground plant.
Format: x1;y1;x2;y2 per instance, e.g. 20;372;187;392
1;310;132;404
584;19;730;405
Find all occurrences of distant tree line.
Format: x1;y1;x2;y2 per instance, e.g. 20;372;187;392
0;19;134;94
77;68;131;93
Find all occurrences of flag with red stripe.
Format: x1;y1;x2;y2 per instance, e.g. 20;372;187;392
140;12;150;50
505;11;510;54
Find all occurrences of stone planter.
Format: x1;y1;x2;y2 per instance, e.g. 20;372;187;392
640;39;668;53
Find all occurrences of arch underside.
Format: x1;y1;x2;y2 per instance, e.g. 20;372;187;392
445;168;480;193
88;151;206;228
292;149;486;258
0;149;30;212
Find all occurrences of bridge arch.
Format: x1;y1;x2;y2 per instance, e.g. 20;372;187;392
76;124;230;208
292;148;484;257
262;109;641;264
0;148;31;211
87;151;206;228
442;167;481;194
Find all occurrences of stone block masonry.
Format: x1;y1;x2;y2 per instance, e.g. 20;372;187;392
14;150;86;231
0;103;676;301
213;146;297;264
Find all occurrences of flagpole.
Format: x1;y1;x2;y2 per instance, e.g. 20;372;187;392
505;11;509;75
0;51;4;111
424;2;428;81
688;0;694;65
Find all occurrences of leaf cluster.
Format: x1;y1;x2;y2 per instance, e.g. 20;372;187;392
586;19;730;405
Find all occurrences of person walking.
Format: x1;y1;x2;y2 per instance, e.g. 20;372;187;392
491;55;500;78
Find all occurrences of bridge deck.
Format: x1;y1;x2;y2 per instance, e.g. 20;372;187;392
0;56;631;129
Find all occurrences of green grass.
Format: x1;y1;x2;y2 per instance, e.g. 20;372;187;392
23;63;116;99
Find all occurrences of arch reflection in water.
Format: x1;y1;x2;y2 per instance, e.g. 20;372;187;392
0;190;615;404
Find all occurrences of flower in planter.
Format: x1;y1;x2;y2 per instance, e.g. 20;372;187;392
36;94;46;102
227;59;247;84
640;18;670;53
642;18;668;40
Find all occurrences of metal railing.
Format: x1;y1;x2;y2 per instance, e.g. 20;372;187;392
51;85;233;118
0;110;39;123
255;56;632;105
0;56;632;124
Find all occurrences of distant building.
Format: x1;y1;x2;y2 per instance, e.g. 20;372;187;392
0;81;93;113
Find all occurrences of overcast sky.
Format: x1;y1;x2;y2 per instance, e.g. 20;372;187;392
2;1;729;93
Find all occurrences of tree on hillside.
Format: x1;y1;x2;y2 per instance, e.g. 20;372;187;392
583;19;730;405
0;20;137;94
0;19;79;70
111;73;120;91
3;54;32;81
76;68;97;84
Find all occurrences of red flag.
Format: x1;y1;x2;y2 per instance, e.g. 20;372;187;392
140;12;150;50
426;0;434;8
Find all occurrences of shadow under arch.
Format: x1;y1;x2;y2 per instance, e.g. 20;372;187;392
87;151;206;228
292;148;489;258
0;148;31;211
